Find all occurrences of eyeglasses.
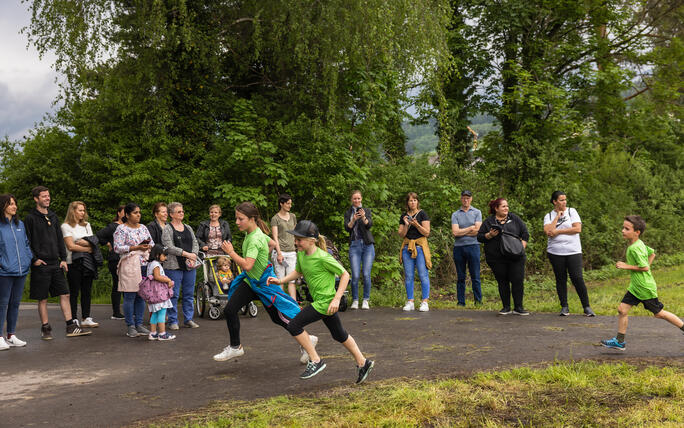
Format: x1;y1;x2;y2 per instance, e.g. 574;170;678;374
44;216;51;226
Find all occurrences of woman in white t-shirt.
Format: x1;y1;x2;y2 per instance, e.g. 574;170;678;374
61;201;99;327
543;191;595;317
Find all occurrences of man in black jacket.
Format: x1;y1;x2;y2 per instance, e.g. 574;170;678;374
24;186;91;339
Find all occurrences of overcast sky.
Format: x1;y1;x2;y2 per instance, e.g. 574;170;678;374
0;2;59;141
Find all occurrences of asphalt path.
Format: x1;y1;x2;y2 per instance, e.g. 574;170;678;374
3;303;683;427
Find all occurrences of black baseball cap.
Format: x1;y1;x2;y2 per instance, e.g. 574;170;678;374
287;220;319;239
461;190;473;196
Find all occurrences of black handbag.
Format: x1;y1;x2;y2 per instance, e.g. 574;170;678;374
494;219;524;259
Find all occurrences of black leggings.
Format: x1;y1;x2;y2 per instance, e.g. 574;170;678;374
547;253;590;308
109;259;122;316
67;259;94;319
224;281;291;347
487;257;525;309
287;304;349;343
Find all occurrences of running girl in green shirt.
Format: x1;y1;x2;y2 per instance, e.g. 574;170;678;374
601;215;684;350
268;220;375;383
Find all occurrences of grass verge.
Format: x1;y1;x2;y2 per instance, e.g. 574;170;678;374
137;360;684;427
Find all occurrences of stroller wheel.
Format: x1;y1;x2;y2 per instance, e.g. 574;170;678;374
195;284;209;318
208;305;222;320
248;301;258;317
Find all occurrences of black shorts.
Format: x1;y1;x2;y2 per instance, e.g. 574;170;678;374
621;291;664;315
29;263;69;300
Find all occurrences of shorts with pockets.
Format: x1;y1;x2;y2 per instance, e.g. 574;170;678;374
621;290;664;315
29;263;69;300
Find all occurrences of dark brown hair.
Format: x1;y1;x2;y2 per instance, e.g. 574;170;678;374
152;202;167;215
0;194;18;225
235;202;270;234
31;185;49;198
624;215;646;234
113;205;125;222
405;192;419;211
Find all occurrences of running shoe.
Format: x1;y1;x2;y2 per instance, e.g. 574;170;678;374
584;307;596;317
300;360;326;379
158;332;176;341
213;346;244;361
0;337;8;351
498;307;512;315
356;359;375;384
350;300;359;310
135;324;150;335
111;313;125;320
513;307;530;316
419;301;429;312
300;335;318;364
600;337;625;351
184;320;199;328
560;307;570;316
126;325;139;338
402;301;415;311
361;300;370;310
148;333;159;341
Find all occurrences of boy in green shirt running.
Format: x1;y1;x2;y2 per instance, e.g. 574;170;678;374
601;215;684;350
268;220;375;383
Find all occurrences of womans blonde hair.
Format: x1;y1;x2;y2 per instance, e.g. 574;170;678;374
65;201;89;227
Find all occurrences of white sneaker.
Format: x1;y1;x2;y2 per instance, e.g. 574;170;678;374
350;300;359;310
361;300;370;310
6;335;27;347
419;301;429;312
402;301;415;311
81;317;99;328
213;345;244;361
0;337;9;351
300;334;318;364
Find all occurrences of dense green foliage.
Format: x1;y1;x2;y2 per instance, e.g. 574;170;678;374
1;0;682;293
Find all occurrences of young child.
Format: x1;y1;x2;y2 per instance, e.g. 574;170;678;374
216;256;234;291
601;215;684;350
267;220;375;384
146;245;176;341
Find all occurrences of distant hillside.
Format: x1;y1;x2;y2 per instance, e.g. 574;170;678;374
402;115;497;154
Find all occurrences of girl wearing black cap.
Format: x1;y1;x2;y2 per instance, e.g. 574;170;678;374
267;220;375;384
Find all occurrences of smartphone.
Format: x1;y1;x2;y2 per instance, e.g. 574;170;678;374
141;239;151;245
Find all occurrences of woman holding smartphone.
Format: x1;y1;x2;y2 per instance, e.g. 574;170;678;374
398;192;431;312
343;190;375;310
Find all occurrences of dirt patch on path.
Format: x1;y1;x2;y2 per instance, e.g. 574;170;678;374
5;304;683;427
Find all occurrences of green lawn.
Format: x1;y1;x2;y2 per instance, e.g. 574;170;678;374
140;360;684;427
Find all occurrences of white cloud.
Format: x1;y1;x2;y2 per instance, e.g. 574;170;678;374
0;2;60;140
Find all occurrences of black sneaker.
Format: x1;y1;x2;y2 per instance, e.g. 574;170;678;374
560;306;570;316
300;360;326;379
513;307;530;316
111;313;125;320
356;359;375;384
66;322;92;337
498;307;512;315
41;323;53;340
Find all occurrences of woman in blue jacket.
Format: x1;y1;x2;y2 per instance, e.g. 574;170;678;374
0;194;33;350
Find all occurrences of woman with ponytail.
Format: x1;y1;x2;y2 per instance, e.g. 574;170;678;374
213;202;316;364
268;220;375;383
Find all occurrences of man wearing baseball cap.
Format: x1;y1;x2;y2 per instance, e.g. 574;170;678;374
450;190;482;306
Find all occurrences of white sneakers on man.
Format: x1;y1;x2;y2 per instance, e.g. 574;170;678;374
6;335;27;347
402;301;414;311
419;301;429;312
81;317;99;328
213;345;244;361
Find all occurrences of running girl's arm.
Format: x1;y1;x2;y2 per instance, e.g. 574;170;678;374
327;270;350;315
267;269;302;286
648;252;656;266
615;261;650;271
267;238;277;253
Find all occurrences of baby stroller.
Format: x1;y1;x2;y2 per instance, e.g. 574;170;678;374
296;237;349;312
195;252;258;320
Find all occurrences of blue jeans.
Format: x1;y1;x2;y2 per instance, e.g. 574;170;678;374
123;291;145;327
349;240;375;300
0;275;27;335
402;246;430;300
166;269;197;325
452;244;482;304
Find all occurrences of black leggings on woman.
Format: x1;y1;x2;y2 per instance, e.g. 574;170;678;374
287;305;349;343
547;253;590;308
487;257;525;310
223;281;291;347
108;260;122;316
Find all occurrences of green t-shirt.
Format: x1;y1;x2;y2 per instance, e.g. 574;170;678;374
242;228;271;280
295;247;345;315
626;239;657;300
